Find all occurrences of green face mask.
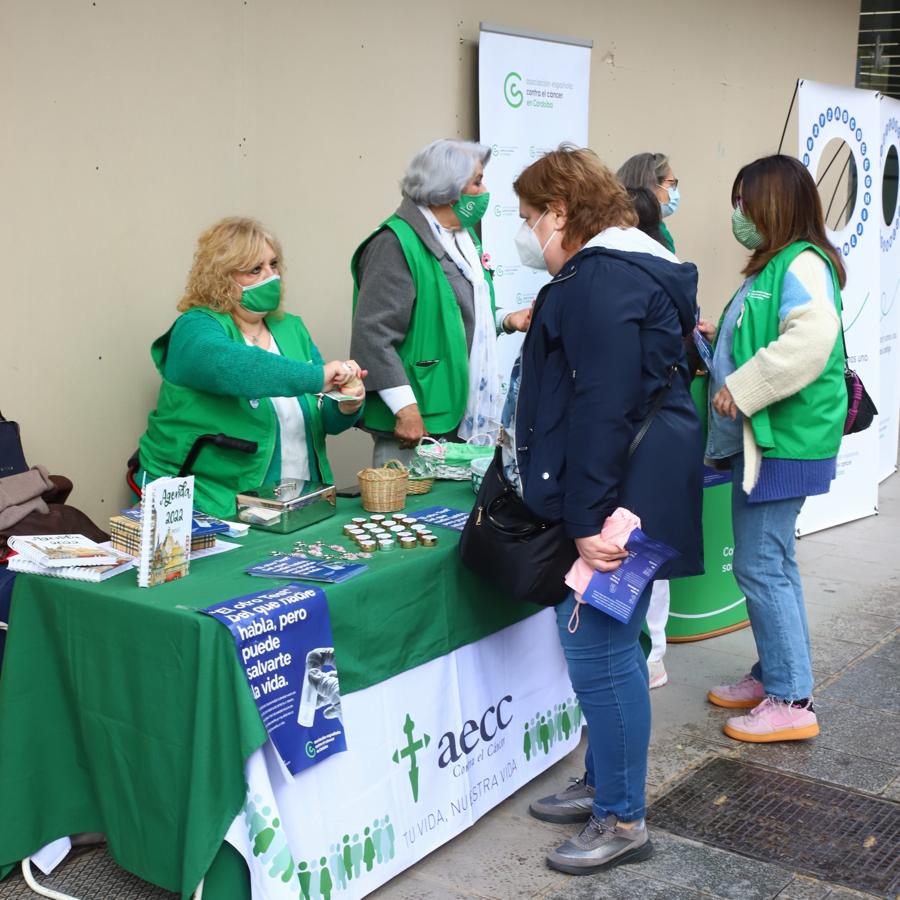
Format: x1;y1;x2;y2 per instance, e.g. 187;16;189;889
731;207;763;250
240;274;281;313
452;191;490;227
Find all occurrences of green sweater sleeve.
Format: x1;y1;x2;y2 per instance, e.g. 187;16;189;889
165;313;325;397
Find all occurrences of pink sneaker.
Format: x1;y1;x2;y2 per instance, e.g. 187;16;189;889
707;673;766;709
724;697;819;743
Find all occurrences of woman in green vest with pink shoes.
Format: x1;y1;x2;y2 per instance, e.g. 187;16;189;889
705;156;847;742
350;139;531;466
138;217;364;518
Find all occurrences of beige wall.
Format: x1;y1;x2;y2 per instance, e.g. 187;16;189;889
2;0;860;523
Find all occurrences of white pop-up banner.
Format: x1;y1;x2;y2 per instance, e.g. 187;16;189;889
879;94;900;481
478;23;592;396
797;80;881;534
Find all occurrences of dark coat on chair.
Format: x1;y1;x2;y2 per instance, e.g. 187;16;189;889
513;245;704;578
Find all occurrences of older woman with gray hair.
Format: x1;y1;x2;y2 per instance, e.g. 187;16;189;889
351;139;530;465
617;152;680;254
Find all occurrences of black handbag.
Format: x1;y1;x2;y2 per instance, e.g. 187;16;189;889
459;366;678;606
838;311;877;436
0;411;28;479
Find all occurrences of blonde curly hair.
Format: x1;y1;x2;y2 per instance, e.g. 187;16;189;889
177;217;285;314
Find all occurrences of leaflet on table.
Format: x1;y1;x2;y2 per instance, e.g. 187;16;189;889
246;555;368;583
582;529;680;624
119;506;230;538
412;505;470;531
201;583;346;776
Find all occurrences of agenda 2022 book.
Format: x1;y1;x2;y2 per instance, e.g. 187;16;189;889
7;534;120;568
137;475;194;588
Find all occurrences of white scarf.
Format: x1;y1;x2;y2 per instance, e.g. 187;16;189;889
420;206;501;441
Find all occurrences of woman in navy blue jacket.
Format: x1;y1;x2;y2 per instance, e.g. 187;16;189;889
506;147;703;875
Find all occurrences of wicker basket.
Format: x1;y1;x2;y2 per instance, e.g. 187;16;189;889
406;477;434;495
415;435;495;481
357;459;408;512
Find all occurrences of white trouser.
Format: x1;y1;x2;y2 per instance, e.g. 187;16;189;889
646;580;671;663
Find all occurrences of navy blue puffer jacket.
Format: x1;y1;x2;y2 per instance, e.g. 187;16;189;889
514;245;704;578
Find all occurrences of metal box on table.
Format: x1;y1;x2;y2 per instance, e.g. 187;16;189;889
235;480;337;533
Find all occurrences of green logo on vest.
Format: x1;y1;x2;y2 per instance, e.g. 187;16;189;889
392;713;430;802
504;72;523;108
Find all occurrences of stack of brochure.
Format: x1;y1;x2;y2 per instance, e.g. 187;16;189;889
7;534;134;582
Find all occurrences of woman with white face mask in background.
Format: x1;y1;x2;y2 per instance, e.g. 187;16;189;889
617;152;680;255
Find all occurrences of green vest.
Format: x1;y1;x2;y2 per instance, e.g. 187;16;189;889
659;221;676;254
138;308;333;518
729;242;846;459
351;215;495;434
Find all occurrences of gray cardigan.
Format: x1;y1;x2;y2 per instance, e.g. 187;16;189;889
350;198;476;394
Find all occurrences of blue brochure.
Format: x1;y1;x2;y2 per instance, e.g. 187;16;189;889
582;529;680;624
246;555;368;583
201;583;347;775
412;505;470;531
692;327;714;372
119;506;230;537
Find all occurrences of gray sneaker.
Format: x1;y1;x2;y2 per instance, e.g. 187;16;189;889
546;814;653;875
529;775;595;823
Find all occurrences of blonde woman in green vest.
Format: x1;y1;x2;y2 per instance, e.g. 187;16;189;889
350;139;531;466
138;217;364;518
617;152;680;254
705;156;847;742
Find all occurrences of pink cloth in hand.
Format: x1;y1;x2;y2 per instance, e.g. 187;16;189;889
564;507;642;599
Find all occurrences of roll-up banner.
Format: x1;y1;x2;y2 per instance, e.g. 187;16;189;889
478;23;592;396
797;81;881;535
879;94;900;482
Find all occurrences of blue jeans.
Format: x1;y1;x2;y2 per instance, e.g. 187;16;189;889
555;587;652;822
731;455;813;701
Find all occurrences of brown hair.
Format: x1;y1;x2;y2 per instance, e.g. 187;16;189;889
513;145;637;251
732;155;846;288
178;217;285;314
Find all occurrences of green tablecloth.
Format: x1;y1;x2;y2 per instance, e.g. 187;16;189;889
0;483;536;899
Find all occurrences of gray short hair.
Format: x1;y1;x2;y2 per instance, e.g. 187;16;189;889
401;139;491;206
616;152;670;192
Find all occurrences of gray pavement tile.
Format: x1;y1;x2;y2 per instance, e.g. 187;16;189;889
805;605;898;647
881;774;900;801
807;636;869;676
851;585;900;621
733;740;900;794
819;644;900;713
812;700;900;766
871;630;900;660
803;552;899;588
649;680;735;743
661;643;758;691
646;728;734;793
772;874;832;899
369;872;483;899
797;533;895;563
620;830;794;900
402;808;569;898
543;866;708;900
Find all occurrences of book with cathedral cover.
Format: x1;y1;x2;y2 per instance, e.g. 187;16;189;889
137;475;194;588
